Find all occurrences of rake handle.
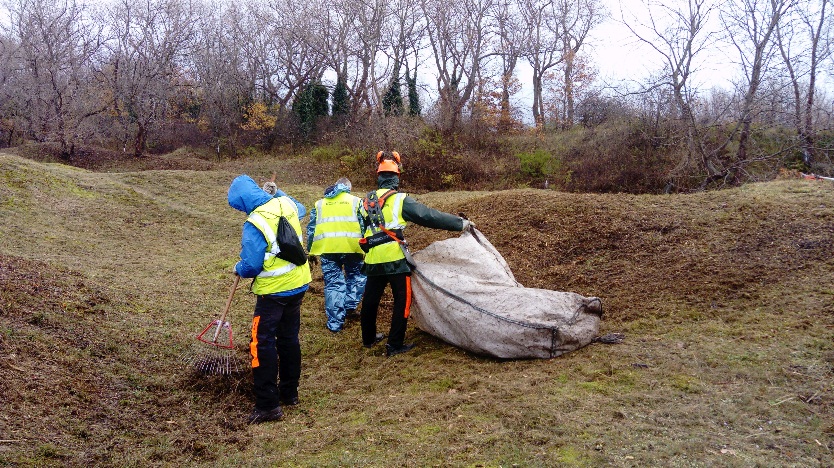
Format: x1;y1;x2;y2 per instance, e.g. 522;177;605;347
212;275;240;343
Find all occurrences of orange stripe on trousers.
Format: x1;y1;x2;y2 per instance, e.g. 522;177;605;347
250;316;261;368
404;275;412;319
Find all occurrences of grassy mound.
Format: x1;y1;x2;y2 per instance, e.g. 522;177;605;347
1;152;831;465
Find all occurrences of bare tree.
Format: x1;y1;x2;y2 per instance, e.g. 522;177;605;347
776;0;831;167
101;0;195;157
421;0;496;131
517;0;565;127
315;0;358;116
0;28;20;146
384;0;427;108
3;0;104;158
190;1;252;155
251;0;326;110
492;0;525;130
556;0;603;127
722;0;795;172
352;0;388;114
623;0;719;182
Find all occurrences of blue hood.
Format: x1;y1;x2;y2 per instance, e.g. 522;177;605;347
323;182;351;199
228;175;273;214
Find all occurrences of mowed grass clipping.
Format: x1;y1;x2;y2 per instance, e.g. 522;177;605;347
1;151;832;466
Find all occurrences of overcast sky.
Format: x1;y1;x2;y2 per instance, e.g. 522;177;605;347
590;0;737;88
512;0;742;121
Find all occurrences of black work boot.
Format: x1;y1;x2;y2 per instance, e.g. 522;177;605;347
247;405;283;424
280;396;300;406
363;333;386;348
385;343;416;357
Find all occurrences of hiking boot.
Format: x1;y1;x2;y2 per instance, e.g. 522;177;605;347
363;333;386;348
345;308;359;319
385;343;416;357
247;405;283;424
280;396;300;406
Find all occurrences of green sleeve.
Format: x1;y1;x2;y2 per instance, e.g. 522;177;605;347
401;196;464;231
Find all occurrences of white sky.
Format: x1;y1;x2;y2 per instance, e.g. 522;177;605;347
588;0;737;89
511;0;743;122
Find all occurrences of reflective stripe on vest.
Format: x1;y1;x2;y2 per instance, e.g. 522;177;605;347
246;197;312;295
247;211;281;261
361;189;408;265
309;193;363;255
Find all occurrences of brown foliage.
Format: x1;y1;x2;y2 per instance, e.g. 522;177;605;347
563;121;677;193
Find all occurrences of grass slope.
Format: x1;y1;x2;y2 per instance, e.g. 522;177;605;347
1;152;832;466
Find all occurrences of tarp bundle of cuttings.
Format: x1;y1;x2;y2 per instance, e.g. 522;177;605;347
410;229;602;359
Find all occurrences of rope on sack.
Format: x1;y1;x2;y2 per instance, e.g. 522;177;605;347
411;267;548;330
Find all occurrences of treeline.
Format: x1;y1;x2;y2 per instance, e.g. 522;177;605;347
0;0;832;193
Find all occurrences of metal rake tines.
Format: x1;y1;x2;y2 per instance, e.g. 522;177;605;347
182;352;241;375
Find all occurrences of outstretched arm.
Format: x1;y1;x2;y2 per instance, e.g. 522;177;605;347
401;196;465;231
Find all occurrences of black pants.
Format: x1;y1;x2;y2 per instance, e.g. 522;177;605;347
251;291;304;410
361;273;411;348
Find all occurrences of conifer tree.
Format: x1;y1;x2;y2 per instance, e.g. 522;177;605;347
382;65;404;116
293;82;329;140
332;75;350;117
406;69;421;117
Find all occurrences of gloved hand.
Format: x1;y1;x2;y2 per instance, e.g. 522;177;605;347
461;219;476;231
307;254;318;266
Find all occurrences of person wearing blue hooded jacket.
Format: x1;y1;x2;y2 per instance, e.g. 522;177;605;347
228;174;312;424
306;177;367;333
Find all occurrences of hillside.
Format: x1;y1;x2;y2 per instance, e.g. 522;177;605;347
1;152;832;466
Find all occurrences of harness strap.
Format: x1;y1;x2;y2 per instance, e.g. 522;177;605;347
364;189;397;233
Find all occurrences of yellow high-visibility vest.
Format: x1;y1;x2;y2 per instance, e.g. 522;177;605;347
361;189;408;265
246;197;312;295
309;192;363;255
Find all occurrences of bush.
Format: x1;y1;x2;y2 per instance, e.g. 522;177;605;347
562;119;676;193
310;144;346;162
517;149;554;178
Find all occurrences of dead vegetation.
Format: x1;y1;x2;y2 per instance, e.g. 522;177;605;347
0;151;832;466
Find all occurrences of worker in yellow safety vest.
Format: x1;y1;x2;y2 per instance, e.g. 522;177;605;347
228;174;312;424
306;177;367;333
358;151;475;357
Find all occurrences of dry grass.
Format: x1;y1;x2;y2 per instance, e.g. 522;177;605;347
1;152;832;466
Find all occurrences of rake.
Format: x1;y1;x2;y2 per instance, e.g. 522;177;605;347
183;275;244;375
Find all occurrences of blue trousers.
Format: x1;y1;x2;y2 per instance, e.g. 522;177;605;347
320;253;367;332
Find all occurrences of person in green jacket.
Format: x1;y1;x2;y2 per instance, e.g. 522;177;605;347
358;151;474;357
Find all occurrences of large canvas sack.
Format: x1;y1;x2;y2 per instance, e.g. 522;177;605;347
410;229;602;359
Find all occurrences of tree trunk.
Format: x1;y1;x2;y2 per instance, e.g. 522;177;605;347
531;71;543;128
133;124;147;158
563;58;574;128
